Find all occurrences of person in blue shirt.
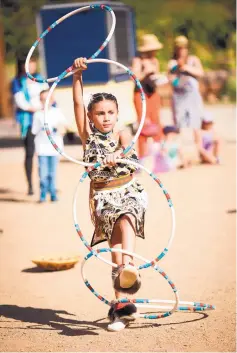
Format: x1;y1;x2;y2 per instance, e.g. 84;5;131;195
11;56;48;195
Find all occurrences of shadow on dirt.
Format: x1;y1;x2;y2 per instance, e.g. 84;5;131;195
0;305;106;336
0;197;33;203
0;188;13;194
0;304;209;336
21;267;75;274
227;209;236;214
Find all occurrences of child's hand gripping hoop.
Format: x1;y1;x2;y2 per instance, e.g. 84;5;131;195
26;3;215;319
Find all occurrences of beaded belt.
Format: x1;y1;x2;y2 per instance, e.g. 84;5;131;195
91;175;133;191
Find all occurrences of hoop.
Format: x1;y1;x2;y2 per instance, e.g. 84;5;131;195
25;4;116;83
73;161;175;270
43;58;146;165
74;162;215;315
81;248;180;319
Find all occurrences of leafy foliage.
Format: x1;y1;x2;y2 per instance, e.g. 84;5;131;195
1;0;236;70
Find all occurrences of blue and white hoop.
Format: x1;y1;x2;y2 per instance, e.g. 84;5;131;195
25;4;116;83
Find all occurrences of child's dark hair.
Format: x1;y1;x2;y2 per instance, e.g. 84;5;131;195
87;93;118;112
163;125;180;135
16;55;37;78
201;120;213;129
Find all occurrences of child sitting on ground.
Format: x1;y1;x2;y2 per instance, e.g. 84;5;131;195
196;113;220;164
32;90;67;202
153;125;189;173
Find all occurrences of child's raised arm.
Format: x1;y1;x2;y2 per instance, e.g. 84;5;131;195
72;57;90;148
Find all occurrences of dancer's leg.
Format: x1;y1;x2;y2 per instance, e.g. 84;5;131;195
110;214;140;295
110;214;136;298
108;215;138;331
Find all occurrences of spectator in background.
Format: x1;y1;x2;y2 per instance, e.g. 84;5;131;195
196;112;220;165
11;56;48;195
168;36;204;143
131;34;163;165
32;90;67;203
153;126;189;173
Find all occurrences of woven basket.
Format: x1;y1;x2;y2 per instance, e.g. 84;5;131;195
32;255;80;271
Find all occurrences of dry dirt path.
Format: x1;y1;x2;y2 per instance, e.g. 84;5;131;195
0;105;235;352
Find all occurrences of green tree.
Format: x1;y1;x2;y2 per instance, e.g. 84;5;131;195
124;0;235;70
1;0;236;70
2;0;47;60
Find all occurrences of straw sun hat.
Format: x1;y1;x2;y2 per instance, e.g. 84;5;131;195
174;35;189;48
138;34;163;52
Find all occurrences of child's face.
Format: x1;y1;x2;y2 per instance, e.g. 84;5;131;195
165;132;178;141
176;47;188;59
88;99;118;134
40;92;53;108
143;50;158;58
202;122;213;130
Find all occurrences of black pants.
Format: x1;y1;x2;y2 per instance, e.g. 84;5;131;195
23;127;35;190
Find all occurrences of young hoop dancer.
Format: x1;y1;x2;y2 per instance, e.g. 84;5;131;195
73;57;148;331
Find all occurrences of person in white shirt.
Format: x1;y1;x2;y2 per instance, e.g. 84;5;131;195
32;90;67;202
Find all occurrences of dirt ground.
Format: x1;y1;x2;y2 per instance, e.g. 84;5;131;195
0;105;236;352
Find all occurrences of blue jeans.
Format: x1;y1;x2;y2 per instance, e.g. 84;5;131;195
38;156;58;201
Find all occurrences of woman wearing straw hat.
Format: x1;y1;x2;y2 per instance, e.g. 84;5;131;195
131;34;163;163
168;35;204;134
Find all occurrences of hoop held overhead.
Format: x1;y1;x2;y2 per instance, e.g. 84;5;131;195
25;4;116;83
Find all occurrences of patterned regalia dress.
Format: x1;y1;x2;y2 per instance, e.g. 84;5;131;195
83;128;148;247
